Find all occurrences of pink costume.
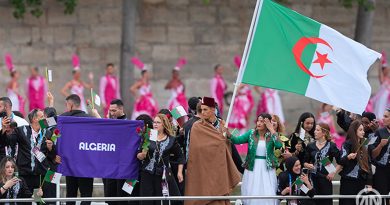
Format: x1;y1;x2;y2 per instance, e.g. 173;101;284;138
71;82;87;113
99;74;120;116
7;87;25;116
256;88;285;123
228;85;254;154
4;54;25;115
317;111;344;148
210;74;227;115
26;75;47;111
372;51;390;119
131;83;158;120
168;84;188;111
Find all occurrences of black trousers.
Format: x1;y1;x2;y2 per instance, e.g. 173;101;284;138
312;174;332;205
103;178;140;205
66;176;93;205
374;165;390;205
339;177;366;205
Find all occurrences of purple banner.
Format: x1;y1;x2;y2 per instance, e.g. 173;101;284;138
57;116;142;179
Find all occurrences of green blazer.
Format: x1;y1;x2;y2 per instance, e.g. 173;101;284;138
230;129;282;171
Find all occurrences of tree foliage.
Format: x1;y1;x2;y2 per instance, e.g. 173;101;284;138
10;0;77;19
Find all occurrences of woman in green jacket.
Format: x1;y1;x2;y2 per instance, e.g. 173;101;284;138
230;113;282;205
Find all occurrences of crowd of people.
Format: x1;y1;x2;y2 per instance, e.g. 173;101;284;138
0;54;390;205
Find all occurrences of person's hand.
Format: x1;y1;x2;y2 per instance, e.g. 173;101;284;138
327;172;335;181
295;143;303;152
301;173;310;184
281;187;291;195
1;117;10;130
379;139;389;147
37;188;43;197
47;92;54;107
46;140;53;151
264;118;275;134
366;185;373;192
282;149;292;160
137;152;146;160
369;120;379;132
348;153;357;160
177;171;184;183
4;177;19;189
179;128;184;136
306;163;315;170
55;155;61;164
91;109;101;118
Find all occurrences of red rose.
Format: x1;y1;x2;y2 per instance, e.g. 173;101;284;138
136;127;142;134
54;128;60;135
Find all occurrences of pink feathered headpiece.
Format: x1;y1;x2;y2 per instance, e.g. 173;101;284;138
174;57;187;71
72;54;80;71
382;51;388;68
131;57;145;71
234;55;241;69
4;53;15;73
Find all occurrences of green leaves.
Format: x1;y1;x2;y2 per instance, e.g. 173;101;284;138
10;0;77;19
340;0;375;10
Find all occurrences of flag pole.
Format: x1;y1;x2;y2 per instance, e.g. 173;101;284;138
225;0;263;127
91;88;95;110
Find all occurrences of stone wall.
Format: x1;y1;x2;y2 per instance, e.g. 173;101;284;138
0;0;389;130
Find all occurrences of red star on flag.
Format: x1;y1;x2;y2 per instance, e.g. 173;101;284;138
313;51;332;69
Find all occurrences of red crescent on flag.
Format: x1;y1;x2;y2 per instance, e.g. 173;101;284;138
292;37;333;78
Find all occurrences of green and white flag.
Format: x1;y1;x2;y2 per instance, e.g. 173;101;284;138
171;106;187;120
294;177;309;194
39;117;57;129
320;157;336;173
91;90;101;107
43;170;62;184
122;179;138;194
238;0;381;114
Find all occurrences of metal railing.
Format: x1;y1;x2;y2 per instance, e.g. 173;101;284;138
0;195;388;203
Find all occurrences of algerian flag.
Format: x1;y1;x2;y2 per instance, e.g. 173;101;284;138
231;129;240;137
299;127;306;141
294;177;309;194
149;129;158;142
367;136;377;146
171;106;187;120
43;170;62;184
39;117;57;129
238;0;381;114
91;90;101;107
320;157;336;173
122;179;138;194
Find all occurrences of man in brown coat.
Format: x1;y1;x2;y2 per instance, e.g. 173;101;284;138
185;97;241;205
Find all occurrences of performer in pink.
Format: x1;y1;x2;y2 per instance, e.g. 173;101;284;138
4;54;25;116
317;103;344;148
228;56;254;154
372;51;390;120
210;64;227;116
26;67;48;111
130;57;158;120
99;63;120;117
255;87;285;123
165;58;188;111
61;54;93;113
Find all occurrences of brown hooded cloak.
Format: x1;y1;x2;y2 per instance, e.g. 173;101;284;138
185;119;241;205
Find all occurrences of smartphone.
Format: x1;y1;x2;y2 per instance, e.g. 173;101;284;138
302;168;309;175
0;111;7;118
